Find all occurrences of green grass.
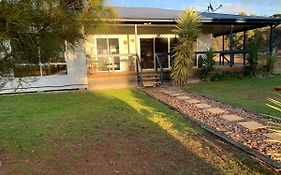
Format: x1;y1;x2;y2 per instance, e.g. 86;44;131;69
186;76;281;119
0;89;276;174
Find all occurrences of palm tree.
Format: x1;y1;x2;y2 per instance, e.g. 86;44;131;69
171;9;201;86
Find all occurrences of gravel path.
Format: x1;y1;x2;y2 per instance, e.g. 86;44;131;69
143;86;281;167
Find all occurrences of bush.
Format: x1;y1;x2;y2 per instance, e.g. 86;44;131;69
200;48;216;81
210;72;242;81
244;42;260;77
266;53;277;75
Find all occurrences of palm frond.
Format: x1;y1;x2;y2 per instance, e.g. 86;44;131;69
171;9;201;86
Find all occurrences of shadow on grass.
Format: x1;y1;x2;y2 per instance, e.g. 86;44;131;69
0;89;276;175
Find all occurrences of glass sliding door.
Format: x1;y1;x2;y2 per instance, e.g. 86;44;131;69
169;37;178;68
109;38;120;71
140;38;154;69
155;37;169;68
97;38;110;72
96;38;120;72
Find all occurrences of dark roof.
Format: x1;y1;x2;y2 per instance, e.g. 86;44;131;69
113;6;281;25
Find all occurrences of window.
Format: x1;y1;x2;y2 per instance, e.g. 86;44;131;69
10;34;67;77
39;34;67;76
96;38;120;72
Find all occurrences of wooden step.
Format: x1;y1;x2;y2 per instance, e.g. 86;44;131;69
142;77;160;81
143;81;160;87
141;74;159;77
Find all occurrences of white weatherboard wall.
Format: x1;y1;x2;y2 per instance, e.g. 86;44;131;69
0;44;88;94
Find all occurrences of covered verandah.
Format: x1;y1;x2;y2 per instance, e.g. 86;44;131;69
88;7;281;88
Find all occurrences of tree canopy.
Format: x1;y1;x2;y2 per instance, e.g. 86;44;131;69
0;0;113;88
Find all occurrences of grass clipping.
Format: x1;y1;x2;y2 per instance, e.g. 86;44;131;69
171;9;201;86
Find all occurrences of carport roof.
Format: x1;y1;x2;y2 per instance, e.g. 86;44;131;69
113;6;281;36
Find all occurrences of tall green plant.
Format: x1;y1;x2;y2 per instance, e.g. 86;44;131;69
245;42;260;76
201;48;215;81
266;53;277;75
171;9;201;86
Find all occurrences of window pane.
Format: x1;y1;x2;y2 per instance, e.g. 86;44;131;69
39;34;66;64
10;35;39;64
155;38;168;68
14;65;41;77
113;56;120;70
97;57;111;72
42;64;67;76
140;38;154;69
109;39;120;71
170;37;178;67
109;39;119;54
97;38;108;55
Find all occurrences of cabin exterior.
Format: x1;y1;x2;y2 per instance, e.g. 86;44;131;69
1;7;281;93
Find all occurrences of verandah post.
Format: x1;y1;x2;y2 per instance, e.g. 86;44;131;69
269;25;274;56
220;35;225;65
243;30;247;65
229;25;234;67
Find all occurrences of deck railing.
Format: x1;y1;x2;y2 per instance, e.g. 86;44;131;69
87;53;144;87
154;54;164;84
135;54;144;87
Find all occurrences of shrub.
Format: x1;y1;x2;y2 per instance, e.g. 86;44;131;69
171;9;201;86
244;42;260;77
200;48;216;81
210;72;242;81
266;53;277;75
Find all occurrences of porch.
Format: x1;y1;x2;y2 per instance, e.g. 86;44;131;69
86;7;281;89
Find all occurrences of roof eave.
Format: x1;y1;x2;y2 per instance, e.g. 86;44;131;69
117;18;281;25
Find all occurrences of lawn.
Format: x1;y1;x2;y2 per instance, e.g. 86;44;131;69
0;89;276;174
186;76;281;120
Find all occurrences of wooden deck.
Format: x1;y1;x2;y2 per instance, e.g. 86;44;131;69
87;64;246;90
88;71;138;90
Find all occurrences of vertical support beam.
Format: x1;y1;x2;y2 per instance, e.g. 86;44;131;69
229;25;234;67
243;30;247;65
222;35;225;51
269;25;273;56
134;24;138;56
134;24;139;72
134;24;143;87
220;35;225;65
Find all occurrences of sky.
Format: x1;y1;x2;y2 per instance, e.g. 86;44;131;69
107;0;281;16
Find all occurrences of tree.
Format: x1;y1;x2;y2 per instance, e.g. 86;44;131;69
171;9;201;86
0;0;113;89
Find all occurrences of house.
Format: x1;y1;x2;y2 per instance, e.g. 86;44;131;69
1;6;281;93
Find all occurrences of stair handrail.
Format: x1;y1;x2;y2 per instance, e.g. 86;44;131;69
154;53;164;84
135;54;144;87
221;54;230;65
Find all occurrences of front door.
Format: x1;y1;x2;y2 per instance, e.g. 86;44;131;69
155;38;169;69
140;38;154;69
140;37;170;70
